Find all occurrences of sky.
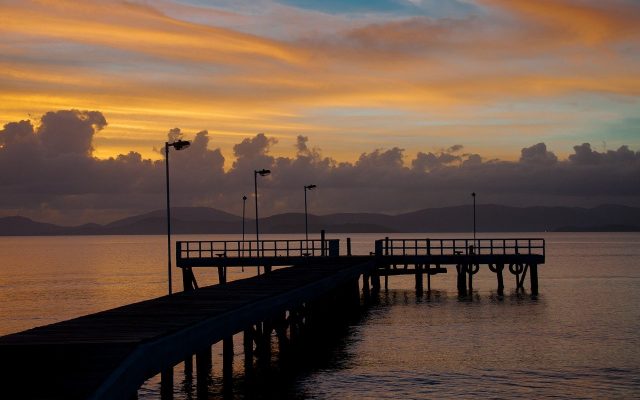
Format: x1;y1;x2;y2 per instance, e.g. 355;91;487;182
0;0;639;224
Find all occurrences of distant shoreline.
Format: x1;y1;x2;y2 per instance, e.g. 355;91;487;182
1;204;639;236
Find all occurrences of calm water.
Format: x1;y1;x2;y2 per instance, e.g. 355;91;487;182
1;233;639;398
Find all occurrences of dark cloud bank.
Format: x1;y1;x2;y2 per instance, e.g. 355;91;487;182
1;110;639;225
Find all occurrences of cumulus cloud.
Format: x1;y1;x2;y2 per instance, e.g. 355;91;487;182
519;143;558;165
412;145;463;171
1;110;639;224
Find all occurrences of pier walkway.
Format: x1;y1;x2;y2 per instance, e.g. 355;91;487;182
0;259;374;399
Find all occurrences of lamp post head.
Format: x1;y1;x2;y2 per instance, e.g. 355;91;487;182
255;169;271;176
242;195;247;201
305;184;317;190
472;192;476;197
167;139;191;151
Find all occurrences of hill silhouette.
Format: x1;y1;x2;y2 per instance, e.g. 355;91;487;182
1;204;639;236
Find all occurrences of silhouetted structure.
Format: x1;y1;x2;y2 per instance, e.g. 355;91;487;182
0;236;544;398
164;139;190;295
254;169;270;273
304;184;317;250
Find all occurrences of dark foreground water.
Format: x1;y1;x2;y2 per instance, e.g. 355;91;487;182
1;233;639;398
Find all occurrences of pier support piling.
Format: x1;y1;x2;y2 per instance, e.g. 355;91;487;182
160;367;173;400
218;266;227;284
243;328;253;369
362;273;371;302
195;346;212;397
467;264;479;294
456;264;467;296
181;268;197;292
223;336;234;383
530;263;538;296
489;264;505;296
415;263;423;295
371;271;381;294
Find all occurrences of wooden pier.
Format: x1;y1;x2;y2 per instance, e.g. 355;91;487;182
0;236;544;399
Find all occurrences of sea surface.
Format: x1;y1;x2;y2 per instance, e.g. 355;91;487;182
1;232;639;398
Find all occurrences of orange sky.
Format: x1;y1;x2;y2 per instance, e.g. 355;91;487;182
1;0;639;165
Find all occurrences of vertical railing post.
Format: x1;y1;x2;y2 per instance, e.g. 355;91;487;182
329;240;339;256
374;240;382;257
320;229;326;256
347;237;352;256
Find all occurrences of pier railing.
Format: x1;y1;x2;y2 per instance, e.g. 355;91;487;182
177;239;340;261
375;238;545;257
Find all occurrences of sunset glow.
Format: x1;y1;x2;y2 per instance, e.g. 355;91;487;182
1;0;638;162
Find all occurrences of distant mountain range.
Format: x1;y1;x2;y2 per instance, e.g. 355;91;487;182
1;205;639;236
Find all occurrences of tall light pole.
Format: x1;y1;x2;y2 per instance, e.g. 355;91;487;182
241;195;247;263
165;139;190;295
254;169;270;263
472;192;477;252
304;184;316;252
242;195;247;242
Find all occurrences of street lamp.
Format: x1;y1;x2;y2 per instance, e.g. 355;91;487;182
242;195;247;242
471;192;477;252
304;184;317;252
241;195;247;264
165;139;190;295
254;169;270;266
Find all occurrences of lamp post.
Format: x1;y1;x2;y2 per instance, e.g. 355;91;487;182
242;195;247;241
472;192;477;252
254;169;271;264
304;184;316;252
242;195;247;262
165;139;190;295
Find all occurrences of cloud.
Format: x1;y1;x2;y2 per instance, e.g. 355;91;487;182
1;110;639;224
412;149;461;172
520;143;558;165
39;110;107;156
1;0;639;165
569;142;640;165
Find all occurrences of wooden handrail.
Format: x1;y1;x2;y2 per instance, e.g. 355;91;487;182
177;239;340;260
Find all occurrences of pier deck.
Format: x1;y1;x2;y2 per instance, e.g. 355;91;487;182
0;259;374;399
